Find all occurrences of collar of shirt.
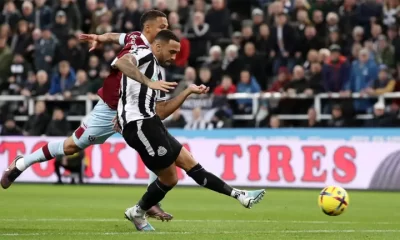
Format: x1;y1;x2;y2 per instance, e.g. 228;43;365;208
140;34;150;47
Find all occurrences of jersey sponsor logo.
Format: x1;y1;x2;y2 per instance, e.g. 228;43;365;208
157;146;167;156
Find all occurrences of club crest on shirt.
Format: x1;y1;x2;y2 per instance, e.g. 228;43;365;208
88;135;96;142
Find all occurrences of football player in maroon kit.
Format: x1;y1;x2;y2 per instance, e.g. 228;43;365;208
1;10;175;222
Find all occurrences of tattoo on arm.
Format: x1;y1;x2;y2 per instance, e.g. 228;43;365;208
114;54;152;86
98;33;121;44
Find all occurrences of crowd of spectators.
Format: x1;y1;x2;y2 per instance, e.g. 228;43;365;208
1;0;400;135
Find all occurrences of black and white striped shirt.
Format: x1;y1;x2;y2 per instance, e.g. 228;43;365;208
116;47;166;128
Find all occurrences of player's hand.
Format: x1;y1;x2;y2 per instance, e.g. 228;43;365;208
147;80;177;92
188;84;210;94
112;116;122;134
79;34;99;52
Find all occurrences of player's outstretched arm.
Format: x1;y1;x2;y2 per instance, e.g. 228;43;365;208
114;54;177;92
156;84;209;120
79;33;123;51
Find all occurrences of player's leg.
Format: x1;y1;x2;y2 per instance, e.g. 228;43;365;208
176;147;266;209
1;100;115;189
125;163;178;231
145;170;171;220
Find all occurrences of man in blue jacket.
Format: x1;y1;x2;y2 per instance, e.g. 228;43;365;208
344;48;378;113
49;60;76;95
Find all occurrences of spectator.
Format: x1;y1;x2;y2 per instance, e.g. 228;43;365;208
7;54;32;95
308;62;324;94
221;44;243;83
54;0;81;32
322;44;351;93
21;1;34;27
298;25;325;61
21;71;37;97
171;24;190;69
142;0;153;12
242;42;266;89
45;108;71;136
270;12;296;74
87;55;100;81
241;25;256;48
267;115;281;128
0;38;12;91
164;108;187;128
279;65;312;116
375;35;395;68
370;23;383;42
34;27;57;73
204;45;223;83
102;46;116;66
174;66;196;96
303;49;319;76
205;0;231;42
155;0;171;17
294;9;311;38
23;100;50;136
51;11;70;47
236;69;261;114
255;24;272;57
214;75;236;96
268;66;291;92
326;104;352;127
186;11;210;67
345;48;378;113
168;12;180;28
318;48;331;63
11;20;32;56
338;0;359;38
49;61;76;95
192;0;210;14
302;107;324;127
0;118;22;136
34;0;52;30
68;70;91;97
326;12;340;33
357;0;383;38
327;30;344;49
21;70;49;97
251;8;264;36
365;65;396;96
119;0;141;33
0;1;21;31
184;107;213;129
197;66;216;91
178;0;190;27
313;10;327;39
57;35;85;71
365;101;396;127
383;0;400;28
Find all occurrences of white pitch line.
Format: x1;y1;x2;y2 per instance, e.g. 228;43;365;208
0;218;396;225
1;230;400;237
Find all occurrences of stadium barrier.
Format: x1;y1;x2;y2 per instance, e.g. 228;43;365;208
1;92;400;122
1;129;400;189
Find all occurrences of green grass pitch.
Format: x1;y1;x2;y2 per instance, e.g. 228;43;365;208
0;184;399;240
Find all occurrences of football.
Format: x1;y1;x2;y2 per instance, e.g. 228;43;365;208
318;186;349;216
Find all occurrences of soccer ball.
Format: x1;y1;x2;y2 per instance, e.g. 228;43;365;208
318;186;349;216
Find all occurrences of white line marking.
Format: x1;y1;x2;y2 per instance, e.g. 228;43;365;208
0;218;397;225
1;230;400;236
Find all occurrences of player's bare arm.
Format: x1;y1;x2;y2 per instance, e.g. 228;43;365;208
156;84;209;120
79;33;122;52
113;54;176;92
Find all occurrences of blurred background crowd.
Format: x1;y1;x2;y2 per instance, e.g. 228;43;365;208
1;0;400;137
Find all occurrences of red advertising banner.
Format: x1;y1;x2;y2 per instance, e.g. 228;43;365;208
1;137;399;189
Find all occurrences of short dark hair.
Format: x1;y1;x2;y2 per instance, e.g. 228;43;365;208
140;10;167;30
155;29;180;43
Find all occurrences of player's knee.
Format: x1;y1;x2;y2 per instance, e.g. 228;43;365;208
159;174;178;187
63;137;82;155
175;149;198;171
